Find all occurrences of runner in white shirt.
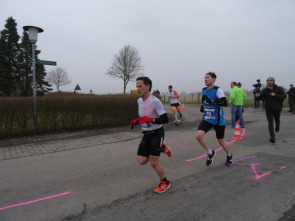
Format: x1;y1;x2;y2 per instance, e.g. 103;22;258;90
168;85;182;124
130;77;171;193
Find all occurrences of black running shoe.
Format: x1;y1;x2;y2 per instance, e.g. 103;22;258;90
179;113;183;117
225;154;233;166
206;150;215;166
269;138;276;143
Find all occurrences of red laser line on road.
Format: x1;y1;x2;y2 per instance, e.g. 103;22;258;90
251;164;287;179
233;155;256;162
186;139;237;162
0;192;71;211
233;157;287;179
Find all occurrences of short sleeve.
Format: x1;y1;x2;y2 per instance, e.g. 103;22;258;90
152;97;166;116
216;88;226;99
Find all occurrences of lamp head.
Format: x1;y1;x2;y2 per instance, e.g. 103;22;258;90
23;26;43;42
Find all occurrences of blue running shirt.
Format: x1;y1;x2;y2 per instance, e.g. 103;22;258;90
202;86;226;126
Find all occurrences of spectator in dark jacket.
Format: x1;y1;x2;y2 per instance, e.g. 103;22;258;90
286;84;295;113
256;77;286;143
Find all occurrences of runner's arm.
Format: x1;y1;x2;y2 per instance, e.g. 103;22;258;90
274;87;287;100
256;89;264;100
215;88;228;106
173;90;180;98
153;113;169;124
150;97;168;124
214;97;228;107
137;113;169;124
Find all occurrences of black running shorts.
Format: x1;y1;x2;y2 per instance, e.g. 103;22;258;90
137;127;164;157
198;120;225;139
170;103;180;107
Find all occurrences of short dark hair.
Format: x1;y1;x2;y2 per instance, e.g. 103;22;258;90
206;72;217;79
136;76;152;92
168;85;173;88
231;81;237;86
267;77;275;83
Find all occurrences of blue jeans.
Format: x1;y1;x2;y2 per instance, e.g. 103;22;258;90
231;104;245;127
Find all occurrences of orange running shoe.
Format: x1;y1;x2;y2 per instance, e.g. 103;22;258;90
154;180;170;193
162;142;172;157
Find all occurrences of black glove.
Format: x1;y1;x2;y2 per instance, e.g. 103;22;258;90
202;95;213;104
200;104;204;113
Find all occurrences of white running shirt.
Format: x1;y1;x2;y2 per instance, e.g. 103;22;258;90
216;88;226;99
138;95;166;131
168;90;179;104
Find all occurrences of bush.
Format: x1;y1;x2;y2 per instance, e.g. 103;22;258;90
0;93;139;138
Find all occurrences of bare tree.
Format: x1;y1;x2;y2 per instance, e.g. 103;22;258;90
46;67;71;91
106;45;144;94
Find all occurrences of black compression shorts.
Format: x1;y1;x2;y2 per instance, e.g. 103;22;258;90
197;120;225;139
137;127;164;157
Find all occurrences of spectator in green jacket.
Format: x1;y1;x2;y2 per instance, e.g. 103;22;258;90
230;82;246;128
235;82;247;122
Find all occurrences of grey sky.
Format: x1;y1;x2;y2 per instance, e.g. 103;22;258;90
1;0;295;94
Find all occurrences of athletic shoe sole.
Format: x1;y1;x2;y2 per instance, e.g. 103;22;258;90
225;161;233;166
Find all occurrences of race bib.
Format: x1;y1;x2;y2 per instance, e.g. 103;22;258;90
204;108;215;119
141;122;152;129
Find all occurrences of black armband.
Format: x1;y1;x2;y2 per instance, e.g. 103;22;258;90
153;113;169;124
214;97;228;107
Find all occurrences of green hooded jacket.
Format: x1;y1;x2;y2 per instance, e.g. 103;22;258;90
229;86;246;105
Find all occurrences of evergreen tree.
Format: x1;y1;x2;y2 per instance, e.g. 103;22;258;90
0;16;52;96
0;51;10;96
17;30;32;96
0;17;20;96
17;30;52;96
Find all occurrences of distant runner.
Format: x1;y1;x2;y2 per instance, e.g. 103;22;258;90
168;85;182;125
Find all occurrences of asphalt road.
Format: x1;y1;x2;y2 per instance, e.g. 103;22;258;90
0;104;294;221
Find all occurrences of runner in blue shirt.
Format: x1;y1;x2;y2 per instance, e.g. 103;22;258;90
197;72;233;166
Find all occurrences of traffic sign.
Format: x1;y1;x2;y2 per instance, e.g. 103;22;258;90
75;84;81;91
36;59;57;66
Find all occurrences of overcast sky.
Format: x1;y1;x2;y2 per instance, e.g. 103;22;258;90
1;0;295;94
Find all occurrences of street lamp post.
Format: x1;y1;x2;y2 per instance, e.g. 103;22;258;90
23;26;43;135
